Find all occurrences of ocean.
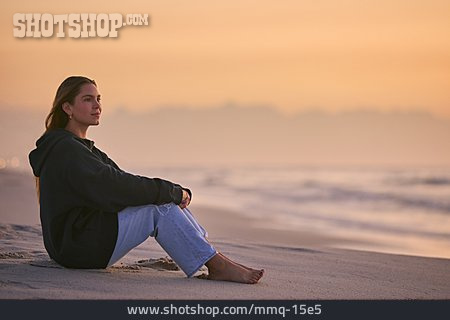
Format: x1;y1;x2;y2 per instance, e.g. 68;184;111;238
142;165;450;259
2;165;449;259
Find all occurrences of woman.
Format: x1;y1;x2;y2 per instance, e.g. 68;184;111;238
29;76;264;284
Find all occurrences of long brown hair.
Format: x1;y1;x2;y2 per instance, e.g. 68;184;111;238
45;76;97;132
36;76;97;202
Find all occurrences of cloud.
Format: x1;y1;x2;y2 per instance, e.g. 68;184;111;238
90;105;450;168
2;104;449;170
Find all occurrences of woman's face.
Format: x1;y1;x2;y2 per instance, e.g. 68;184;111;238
65;83;102;127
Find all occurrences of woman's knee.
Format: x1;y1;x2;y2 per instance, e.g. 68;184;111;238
156;203;181;217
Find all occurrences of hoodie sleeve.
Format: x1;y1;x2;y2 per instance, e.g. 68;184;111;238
93;145;193;200
92;146;123;171
60;139;184;212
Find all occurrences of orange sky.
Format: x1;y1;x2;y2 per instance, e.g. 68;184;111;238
1;0;449;118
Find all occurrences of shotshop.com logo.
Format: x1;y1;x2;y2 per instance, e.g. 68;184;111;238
13;13;150;38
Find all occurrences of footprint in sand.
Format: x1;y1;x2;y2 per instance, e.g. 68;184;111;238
0;251;32;259
136;257;180;271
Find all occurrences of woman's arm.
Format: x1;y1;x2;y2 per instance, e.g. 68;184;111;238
92;146;123;171
60;139;186;212
179;189;191;209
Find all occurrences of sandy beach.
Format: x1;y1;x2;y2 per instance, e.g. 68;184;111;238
2;0;450;308
1;191;450;300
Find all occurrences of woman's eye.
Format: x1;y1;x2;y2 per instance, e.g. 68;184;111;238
84;98;91;102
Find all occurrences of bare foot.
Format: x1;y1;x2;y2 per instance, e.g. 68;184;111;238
218;253;255;271
195;254;257;280
205;253;264;284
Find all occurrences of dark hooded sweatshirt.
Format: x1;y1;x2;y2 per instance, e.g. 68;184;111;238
29;128;189;269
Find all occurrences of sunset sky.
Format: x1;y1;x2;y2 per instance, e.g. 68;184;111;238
1;0;449;118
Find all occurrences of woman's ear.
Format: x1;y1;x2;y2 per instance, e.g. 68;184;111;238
62;102;72;116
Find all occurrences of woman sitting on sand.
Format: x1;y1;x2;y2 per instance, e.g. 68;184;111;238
29;76;264;284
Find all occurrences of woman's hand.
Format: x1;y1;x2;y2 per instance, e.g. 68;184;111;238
179;189;191;209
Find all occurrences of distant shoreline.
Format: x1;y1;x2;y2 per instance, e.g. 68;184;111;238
2;167;450;260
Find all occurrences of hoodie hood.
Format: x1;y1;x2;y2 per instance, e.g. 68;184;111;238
29;129;75;177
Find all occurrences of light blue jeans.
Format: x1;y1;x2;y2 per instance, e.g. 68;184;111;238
107;203;217;277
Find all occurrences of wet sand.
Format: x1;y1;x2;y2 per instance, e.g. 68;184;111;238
1;204;450;299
